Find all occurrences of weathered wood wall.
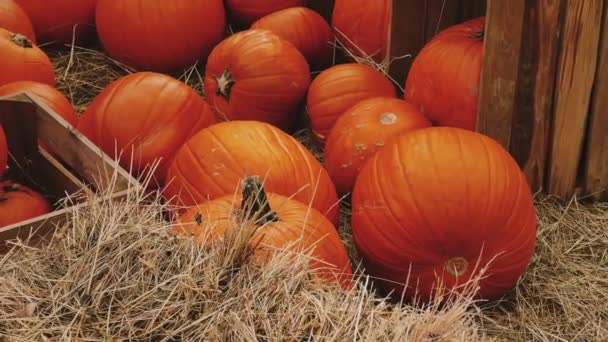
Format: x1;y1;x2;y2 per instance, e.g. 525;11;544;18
478;0;608;201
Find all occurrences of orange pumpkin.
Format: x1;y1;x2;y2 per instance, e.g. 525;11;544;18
0;28;55;87
164;120;340;225
332;0;390;63
96;0;226;72
0;181;51;228
0;0;36;43
174;176;352;289
204;29;311;131
226;0;307;26
405;17;485;131
306;63;396;145
0;81;77;156
351;127;537;302
324;97;431;194
251;7;333;70
15;0;97;44
0;126;7;177
76;72;216;184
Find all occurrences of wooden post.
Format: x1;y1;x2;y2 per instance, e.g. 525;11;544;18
514;0;564;191
547;0;603;199
308;0;334;22
584;2;608;201
387;0;427;91
476;0;526;149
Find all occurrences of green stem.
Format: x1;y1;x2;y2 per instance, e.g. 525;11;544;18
240;176;278;225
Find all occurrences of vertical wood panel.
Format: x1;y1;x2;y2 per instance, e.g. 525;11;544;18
459;0;487;21
584;3;608;201
547;0;603;199
511;0;564;191
425;0;462;42
476;0;526;149
308;0;334;22
387;0;427;92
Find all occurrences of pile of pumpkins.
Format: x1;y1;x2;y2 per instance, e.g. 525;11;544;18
0;0;537;304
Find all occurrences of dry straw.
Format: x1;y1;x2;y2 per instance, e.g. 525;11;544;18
2;39;602;342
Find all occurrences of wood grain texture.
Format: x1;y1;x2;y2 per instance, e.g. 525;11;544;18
584;2;608;201
511;0;564;191
308;0;334;21
459;0;487;21
425;0;462;42
547;0;603;199
476;0;526;149
0;93;141;253
388;0;427;92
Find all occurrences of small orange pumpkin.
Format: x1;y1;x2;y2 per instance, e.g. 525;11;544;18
251;7;333;70
226;0;307;26
204;29;311;131
0;81;77;156
0;0;36;43
0;181;51;228
0;28;55;87
324;97;431;194
306;63;396;145
0;126;7;177
174;176;353;289
405;17;485;130
164;120;340;226
77;72;217;185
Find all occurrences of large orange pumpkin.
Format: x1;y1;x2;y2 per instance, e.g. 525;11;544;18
174;176;352;289
251;7;333;70
226;0;307;26
204;29;311;131
0;81;77;156
96;0;226;73
332;0;390;63
0;28;55;87
324;97;431;194
351;127;537;302
0;0;36;43
164;120;340;225
0;126;7;177
77;72;216;184
306;63;396;145
15;0;97;44
405;17;485;131
0;181;51;228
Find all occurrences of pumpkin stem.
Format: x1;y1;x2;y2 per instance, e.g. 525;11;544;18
10;33;33;48
240;176;279;225
469;31;484;41
215;68;236;101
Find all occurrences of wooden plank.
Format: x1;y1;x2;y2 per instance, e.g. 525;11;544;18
547;0;603;199
308;0;334;22
425;0;463;42
584;2;608;201
388;0;427;93
459;0;487;21
510;0;564;192
476;0;526;149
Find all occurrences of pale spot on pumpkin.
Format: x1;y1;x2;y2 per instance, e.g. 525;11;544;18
213;163;226;170
379;112;398;125
354;143;367;153
375;140;385;147
354;123;364;129
445;257;469;277
340;162;353;168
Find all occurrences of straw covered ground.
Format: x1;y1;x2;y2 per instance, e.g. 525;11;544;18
0;45;606;341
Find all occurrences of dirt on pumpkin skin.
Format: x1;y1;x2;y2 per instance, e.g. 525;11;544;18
3;42;600;342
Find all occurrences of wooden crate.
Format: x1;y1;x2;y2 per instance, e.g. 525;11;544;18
312;0;608;201
0;92;141;253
